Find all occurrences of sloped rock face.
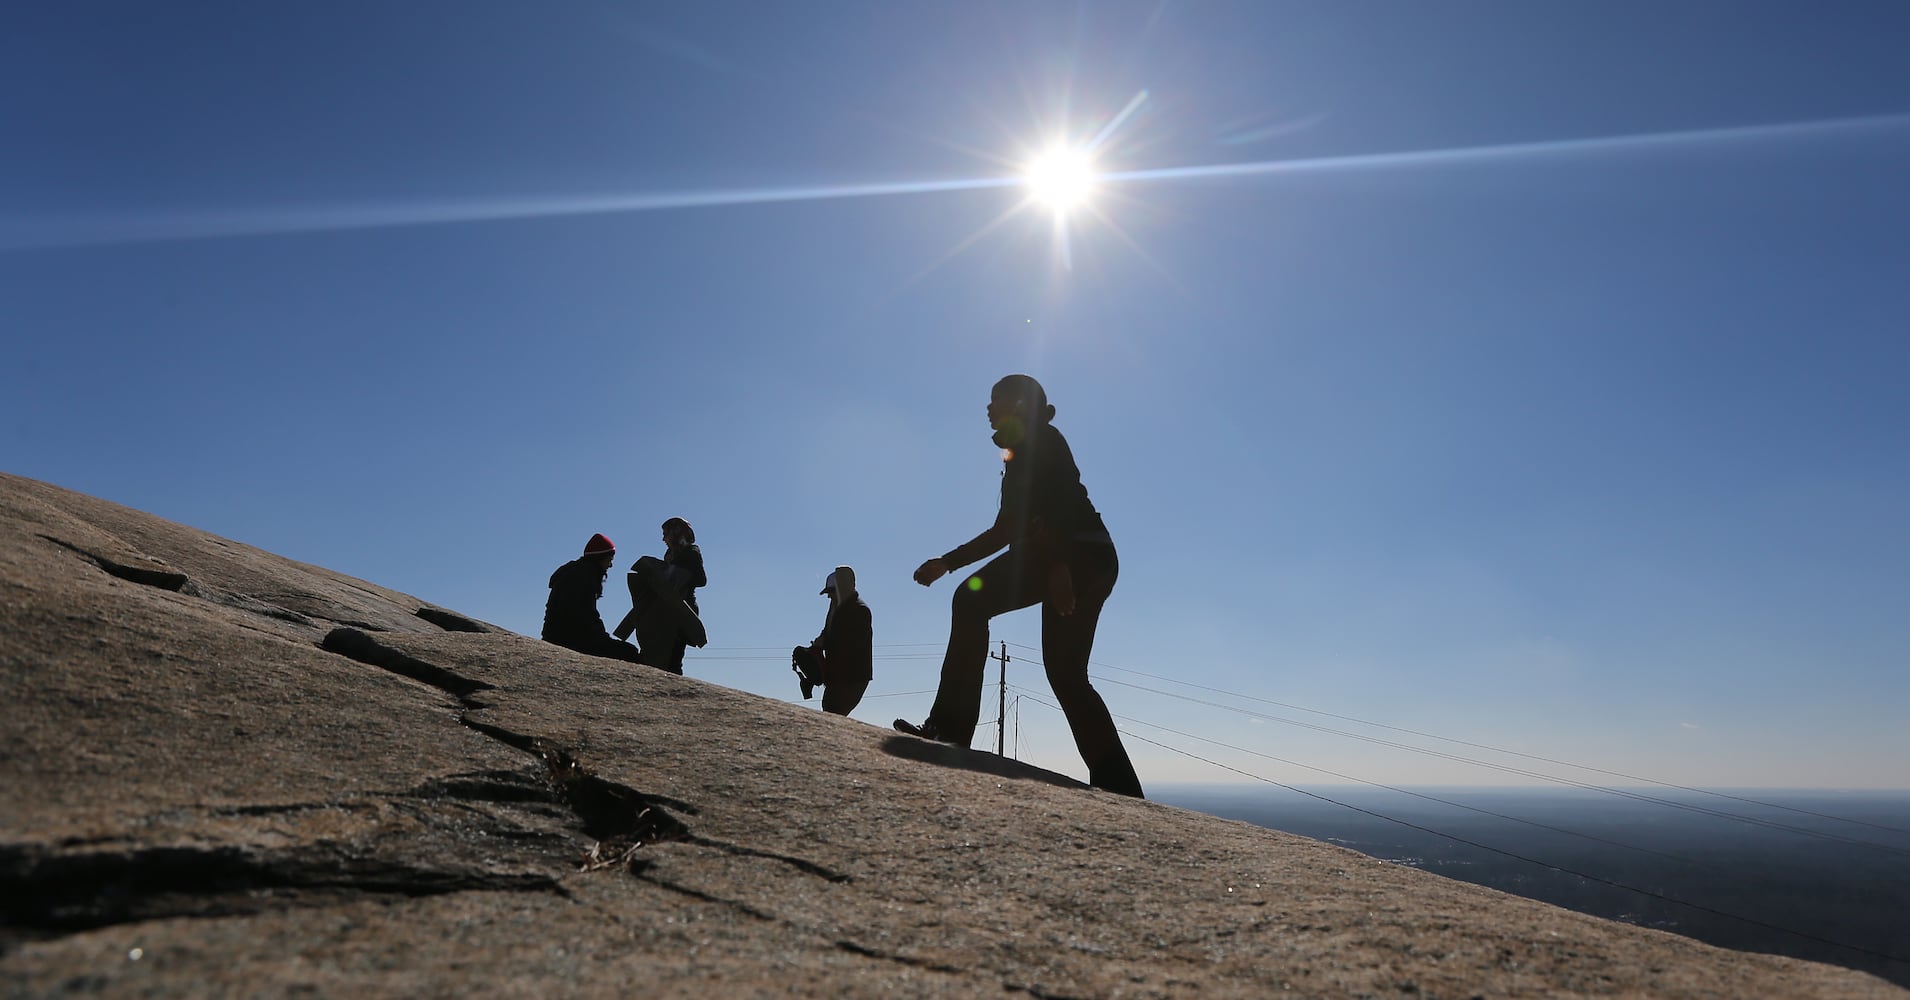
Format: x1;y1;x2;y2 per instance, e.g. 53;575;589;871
1;471;1901;999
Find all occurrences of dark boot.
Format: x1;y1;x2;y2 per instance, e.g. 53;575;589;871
893;718;945;741
893;717;955;740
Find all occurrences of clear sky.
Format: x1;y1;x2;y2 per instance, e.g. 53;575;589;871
5;1;1906;791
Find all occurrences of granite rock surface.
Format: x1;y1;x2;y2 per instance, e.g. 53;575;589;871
2;471;1901;998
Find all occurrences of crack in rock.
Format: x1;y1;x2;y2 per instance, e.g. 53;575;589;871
415;607;490;633
407;769;562;806
0;842;565;940
45;536;410;636
308;615;385;631
320;634;849;895
454;719;850;885
181;583;320;628
833;939;966;975
41;535;337;631
545;749;697;871
1005;984;1094;1000
212;801;350;818
544;751;850;883
41;536;187;591
319;628;493;707
629;871;779;922
683;837;853;884
457;714;547;755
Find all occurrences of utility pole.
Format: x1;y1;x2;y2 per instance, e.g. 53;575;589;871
992;640;1009;756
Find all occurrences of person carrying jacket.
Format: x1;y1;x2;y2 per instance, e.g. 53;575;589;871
804;565;872;716
542;533;642;663
894;374;1144;798
612;516;709;675
653;516;706;673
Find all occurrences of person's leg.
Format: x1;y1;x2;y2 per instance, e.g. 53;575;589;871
821;677;869;716
917;552;1042;745
583;634;644;664
1041;547;1143;798
633;603;674;671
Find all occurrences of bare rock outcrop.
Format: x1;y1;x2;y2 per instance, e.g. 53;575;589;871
1;471;1900;998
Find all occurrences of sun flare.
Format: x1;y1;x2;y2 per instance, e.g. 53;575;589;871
1024;148;1097;212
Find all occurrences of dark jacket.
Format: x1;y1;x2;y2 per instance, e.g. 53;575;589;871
816;599;873;686
543;558;611;645
999;422;1110;552
945;422;1113;571
663;543;707;614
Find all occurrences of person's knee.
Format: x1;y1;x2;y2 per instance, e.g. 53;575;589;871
950;579;990;621
1046;668;1096;702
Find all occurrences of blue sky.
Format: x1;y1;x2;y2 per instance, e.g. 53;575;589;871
4;1;1906;790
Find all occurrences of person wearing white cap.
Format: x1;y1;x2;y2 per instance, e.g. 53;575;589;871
801;565;871;716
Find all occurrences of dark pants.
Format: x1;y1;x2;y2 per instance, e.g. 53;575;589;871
821;676;869;716
547;633;643;664
653;637;686;676
925;544;1143;798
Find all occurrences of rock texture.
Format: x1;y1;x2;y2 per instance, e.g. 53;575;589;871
1;471;1901;999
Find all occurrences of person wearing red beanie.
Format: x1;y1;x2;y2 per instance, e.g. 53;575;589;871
542;533;642;663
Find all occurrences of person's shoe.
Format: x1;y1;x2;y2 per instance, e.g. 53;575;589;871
893;718;939;740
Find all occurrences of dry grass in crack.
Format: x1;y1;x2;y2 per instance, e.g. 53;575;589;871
541;749;690;873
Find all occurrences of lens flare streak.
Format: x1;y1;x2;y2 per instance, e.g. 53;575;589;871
2;175;1022;252
6;112;1904;253
1103;112;1910;186
1086;90;1150;154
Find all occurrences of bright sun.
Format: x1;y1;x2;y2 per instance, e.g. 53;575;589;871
1024;148;1096;212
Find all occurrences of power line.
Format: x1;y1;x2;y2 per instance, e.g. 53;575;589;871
1009;688;1910;969
1005;641;1910;839
703;634;1903;838
985;641;1910;851
996;682;1722;873
1013;659;1910;856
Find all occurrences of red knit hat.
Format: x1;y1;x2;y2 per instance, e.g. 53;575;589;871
582;533;616;558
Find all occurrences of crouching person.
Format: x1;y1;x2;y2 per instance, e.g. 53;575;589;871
796;566;871;716
543;533;643;663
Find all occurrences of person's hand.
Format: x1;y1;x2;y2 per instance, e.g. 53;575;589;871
914;558;949;587
1047;563;1076;616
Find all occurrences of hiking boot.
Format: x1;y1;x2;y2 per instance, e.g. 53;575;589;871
893;718;939;740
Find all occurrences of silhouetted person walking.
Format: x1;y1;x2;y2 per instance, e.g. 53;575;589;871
542;533;642;663
895;375;1144;798
799;566;872;716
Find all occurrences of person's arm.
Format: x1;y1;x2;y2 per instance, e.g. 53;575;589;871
844;603;874;673
661;547;706;590
913;517;1009;586
683;546;708;589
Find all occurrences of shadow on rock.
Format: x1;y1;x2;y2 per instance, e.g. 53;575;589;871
0;842;562;939
879;736;1087;792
